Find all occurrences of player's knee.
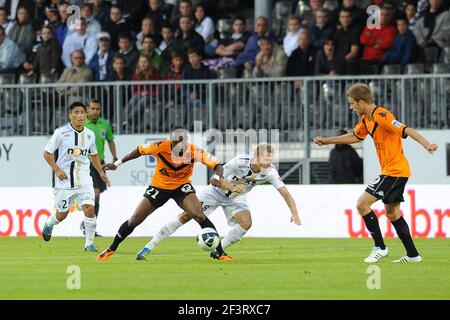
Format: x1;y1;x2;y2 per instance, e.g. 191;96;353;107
84;206;95;218
356;200;370;215
178;213;192;224
240;220;252;230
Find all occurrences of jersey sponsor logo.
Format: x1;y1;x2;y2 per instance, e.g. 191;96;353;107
391;120;403;128
100;129;107;138
68;148;88;156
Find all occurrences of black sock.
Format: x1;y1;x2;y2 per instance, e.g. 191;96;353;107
199;217;225;255
363;211;386;249
392;216;419;257
95;201;100;217
110;220;135;251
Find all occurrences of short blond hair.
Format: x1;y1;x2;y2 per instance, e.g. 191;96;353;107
255;143;274;157
346;83;373;104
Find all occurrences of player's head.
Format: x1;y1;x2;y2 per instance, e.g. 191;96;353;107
87;100;102;121
68;101;87;128
254;143;274;171
170;126;189;156
346;83;373;116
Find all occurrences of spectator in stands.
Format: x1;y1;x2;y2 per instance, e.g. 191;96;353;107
215;17;250;59
92;0;111;29
0;7;13;33
114;33;140;78
89;31;115;81
0;25;25;73
299;0;323;29
123;53;161;129
173;15;205;58
360;6;397;67
105;5;132;51
333;9;360;74
405;1;418;31
111;55;132;81
56;49;93;97
331;0;366;32
164;51;185;108
140;34;163;72
328;129;363;184
171;0;193;32
136;16;161;51
55;2;69;46
287;31;316;77
31;0;46;30
62;17;98;67
8;6;33;53
159;22;175;64
116;0;147;32
3;0;34;22
28;25;62;77
314;37;343;75
182;48;215;108
80;3;101;38
380;15;416;72
253;37;287;78
193;4;217;57
283;15;305;57
233;16;271;72
146;0;170;36
310;8;335;49
42;4;59;30
413;0;450;56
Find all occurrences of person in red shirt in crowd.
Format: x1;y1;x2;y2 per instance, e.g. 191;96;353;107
360;6;397;69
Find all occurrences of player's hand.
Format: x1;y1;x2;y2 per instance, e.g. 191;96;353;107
55;169;68;180
426;143;438;154
100;173;111;187
230;184;246;194
290;213;302;225
103;163;117;171
313;136;328;146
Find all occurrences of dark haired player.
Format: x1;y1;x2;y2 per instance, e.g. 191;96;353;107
42;102;110;252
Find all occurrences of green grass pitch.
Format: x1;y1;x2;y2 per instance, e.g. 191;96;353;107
0;237;449;299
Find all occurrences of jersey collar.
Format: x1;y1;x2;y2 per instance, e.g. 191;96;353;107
69;122;85;133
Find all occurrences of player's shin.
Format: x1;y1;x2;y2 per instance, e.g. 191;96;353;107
391;216;420;257
221;224;248;249
362;211;386;249
110;220;135;251
145;217;183;250
46;213;61;227
84;216;97;247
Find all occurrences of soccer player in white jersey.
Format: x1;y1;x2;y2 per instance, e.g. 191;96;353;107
42;102;110;252
136;143;302;260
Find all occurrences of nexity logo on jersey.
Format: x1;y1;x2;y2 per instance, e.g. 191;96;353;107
68;148;88;156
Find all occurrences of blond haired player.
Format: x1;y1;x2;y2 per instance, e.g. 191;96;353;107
314;83;438;263
136;143;301;261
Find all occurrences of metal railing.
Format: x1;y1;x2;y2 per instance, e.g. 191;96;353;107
1;75;449;144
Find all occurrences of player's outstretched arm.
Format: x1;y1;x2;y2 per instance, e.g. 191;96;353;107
209;164;224;187
90;154;111;187
278;186;301;225
314;133;361;146
43;151;67;180
103;147;142;171
404;127;438;154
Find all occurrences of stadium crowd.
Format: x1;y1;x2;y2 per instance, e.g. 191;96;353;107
1;0;450;84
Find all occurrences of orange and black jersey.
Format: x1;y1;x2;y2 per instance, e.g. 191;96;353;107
353;106;411;177
137;140;220;190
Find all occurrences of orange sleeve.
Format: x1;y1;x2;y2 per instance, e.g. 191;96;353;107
193;146;220;170
353;118;369;140
374;110;407;138
138;141;160;156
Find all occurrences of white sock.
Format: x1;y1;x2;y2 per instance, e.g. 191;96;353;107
84;216;97;247
221;224;248;250
145;217;183;251
46;213;60;227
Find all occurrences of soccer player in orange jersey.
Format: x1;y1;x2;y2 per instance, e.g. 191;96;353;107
97;127;233;261
314;83;438;263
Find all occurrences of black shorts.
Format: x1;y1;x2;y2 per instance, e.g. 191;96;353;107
143;183;196;209
90;161;107;193
365;175;408;204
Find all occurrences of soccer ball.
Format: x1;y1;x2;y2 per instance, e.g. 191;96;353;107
197;227;220;251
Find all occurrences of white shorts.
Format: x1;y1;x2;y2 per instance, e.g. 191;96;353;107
198;186;250;226
54;186;95;213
